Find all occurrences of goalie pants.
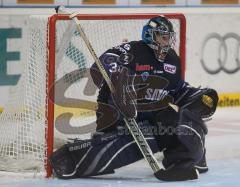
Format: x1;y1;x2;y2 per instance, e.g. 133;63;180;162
49;109;206;179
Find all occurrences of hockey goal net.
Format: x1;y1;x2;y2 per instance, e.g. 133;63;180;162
0;13;186;177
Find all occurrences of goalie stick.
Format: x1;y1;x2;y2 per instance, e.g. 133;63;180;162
54;6;197;181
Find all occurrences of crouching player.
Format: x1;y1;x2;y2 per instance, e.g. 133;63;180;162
49;16;218;181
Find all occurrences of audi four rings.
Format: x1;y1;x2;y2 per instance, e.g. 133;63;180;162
200;33;240;74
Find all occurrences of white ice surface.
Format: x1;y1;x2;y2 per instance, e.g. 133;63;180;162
0;107;240;187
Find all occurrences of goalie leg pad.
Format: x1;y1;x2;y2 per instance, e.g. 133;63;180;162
162;109;207;169
49;143;84;179
50;127;159;179
177;109;206;162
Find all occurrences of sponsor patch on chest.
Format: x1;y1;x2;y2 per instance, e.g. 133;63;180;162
136;63;153;71
163;63;176;74
145;88;169;101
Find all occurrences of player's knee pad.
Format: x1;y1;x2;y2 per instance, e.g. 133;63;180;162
176;108;207;162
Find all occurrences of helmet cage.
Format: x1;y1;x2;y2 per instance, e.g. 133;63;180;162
150;27;176;52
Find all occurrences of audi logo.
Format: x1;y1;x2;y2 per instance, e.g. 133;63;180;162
200;33;240;74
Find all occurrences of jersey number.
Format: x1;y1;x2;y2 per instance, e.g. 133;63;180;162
109;63;118;73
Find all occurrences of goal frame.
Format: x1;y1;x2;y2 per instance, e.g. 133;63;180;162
46;13;186;177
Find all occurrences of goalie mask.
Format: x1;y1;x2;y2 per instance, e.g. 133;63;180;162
142;16;176;62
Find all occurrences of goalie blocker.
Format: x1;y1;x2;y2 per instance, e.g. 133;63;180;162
49;87;218;181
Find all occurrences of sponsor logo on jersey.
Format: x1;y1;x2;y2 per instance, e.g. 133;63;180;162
153;70;163;74
136;63;153;71
141;72;149;81
163;63;176;74
145;88;169;101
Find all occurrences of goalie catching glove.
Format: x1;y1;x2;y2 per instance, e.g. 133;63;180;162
172;82;218;119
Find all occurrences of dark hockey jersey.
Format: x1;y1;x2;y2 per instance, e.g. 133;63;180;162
90;40;185;129
91;40;183;101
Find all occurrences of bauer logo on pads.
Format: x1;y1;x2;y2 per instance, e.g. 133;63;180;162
164;63;176;74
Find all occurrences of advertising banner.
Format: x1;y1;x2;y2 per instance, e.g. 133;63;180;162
0;15;29;108
186;13;240;107
81;0;116;4
4;0;240;7
202;0;238;4
17;0;54;4
141;0;175;4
